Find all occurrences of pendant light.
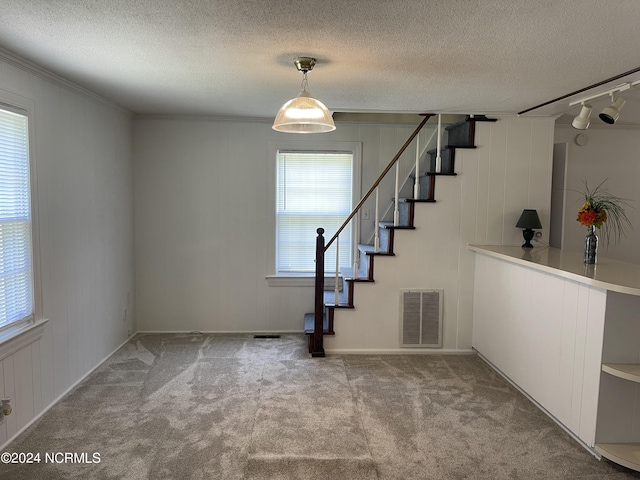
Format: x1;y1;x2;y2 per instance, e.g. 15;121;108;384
272;57;336;133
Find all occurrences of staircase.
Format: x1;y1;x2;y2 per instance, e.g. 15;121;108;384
305;115;495;357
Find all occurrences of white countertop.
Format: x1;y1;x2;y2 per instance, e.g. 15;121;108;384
469;244;640;296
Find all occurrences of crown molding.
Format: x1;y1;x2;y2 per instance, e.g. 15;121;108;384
134;113;273;123
0;47;131;115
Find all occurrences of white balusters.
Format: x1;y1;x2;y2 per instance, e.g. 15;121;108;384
393;162;400;226
435;113;442;173
334;235;340;305
413;133;420;199
374;188;380;253
353;214;359;279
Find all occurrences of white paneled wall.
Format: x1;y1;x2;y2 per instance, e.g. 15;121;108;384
134;115;554;351
472;252;607;446
0;52;134;447
554;126;640;264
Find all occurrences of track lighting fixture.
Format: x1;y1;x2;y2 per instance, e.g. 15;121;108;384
564;80;639;129
599;96;626;124
272;57;336;134
571;104;592;130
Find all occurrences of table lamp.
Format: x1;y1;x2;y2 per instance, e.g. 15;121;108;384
516;209;542;248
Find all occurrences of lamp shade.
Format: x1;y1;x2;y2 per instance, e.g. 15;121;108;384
599;97;626;124
516;209;542;229
571;104;592;130
272;90;336;133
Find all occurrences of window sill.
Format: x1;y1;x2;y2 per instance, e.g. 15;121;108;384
0;318;49;361
265;275;342;288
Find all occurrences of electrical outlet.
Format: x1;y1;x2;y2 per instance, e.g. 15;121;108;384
127;329;132;337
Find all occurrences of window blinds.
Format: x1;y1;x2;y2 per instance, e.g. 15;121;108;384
0;107;33;328
276;151;353;274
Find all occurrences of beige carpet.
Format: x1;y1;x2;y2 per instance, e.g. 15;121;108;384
1;333;639;479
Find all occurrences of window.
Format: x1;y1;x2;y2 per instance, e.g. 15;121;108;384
276;150;354;275
0;105;34;331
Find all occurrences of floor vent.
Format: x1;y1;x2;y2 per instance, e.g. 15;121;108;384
400;289;443;348
253;334;281;339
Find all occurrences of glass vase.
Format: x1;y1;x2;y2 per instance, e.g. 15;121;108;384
584;225;598;264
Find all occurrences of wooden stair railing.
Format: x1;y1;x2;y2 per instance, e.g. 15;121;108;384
310;113;434;357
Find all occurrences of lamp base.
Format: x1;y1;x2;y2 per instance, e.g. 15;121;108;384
521;228;534;248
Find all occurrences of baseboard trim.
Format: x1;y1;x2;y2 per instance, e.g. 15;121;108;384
136;330;304;334
474;348;600;460
0;331;137;451
324;348;475;355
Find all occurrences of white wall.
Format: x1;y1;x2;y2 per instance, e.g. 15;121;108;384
0;51;134;447
554;126;640;264
327;116;555;352
133;117;430;332
134;115;555;352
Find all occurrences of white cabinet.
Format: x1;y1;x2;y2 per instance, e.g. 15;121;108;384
470;245;640;468
471;250;605;447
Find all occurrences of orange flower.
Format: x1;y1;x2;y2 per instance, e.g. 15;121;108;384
576;204;607;228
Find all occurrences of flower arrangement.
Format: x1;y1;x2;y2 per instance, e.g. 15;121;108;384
576;180;632;248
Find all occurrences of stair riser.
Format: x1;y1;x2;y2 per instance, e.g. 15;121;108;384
378;226;390;253
446;120;475;147
397;202;411;226
428;149;454;173
417;176;433;200
359;250;371;279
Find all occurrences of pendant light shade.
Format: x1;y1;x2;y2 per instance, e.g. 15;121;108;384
272;57;336;134
273;90;335;133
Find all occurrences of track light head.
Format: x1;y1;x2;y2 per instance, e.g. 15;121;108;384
572;104;592;130
599;97;626;124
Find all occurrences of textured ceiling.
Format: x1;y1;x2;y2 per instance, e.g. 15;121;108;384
1;0;640;122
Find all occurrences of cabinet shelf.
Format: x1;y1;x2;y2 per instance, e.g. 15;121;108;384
596;443;640;472
602;363;640;383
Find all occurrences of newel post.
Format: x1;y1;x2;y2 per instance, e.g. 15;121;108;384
312;228;325;357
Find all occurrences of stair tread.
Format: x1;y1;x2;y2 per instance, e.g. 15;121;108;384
445;120;468;130
303;312;332;333
446;144;476;149
358;244;376;253
342;266;374;281
378;221;414;230
411;171;458;178
467;114;496;122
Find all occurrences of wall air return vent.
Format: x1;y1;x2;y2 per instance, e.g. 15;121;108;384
400;289;443;348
